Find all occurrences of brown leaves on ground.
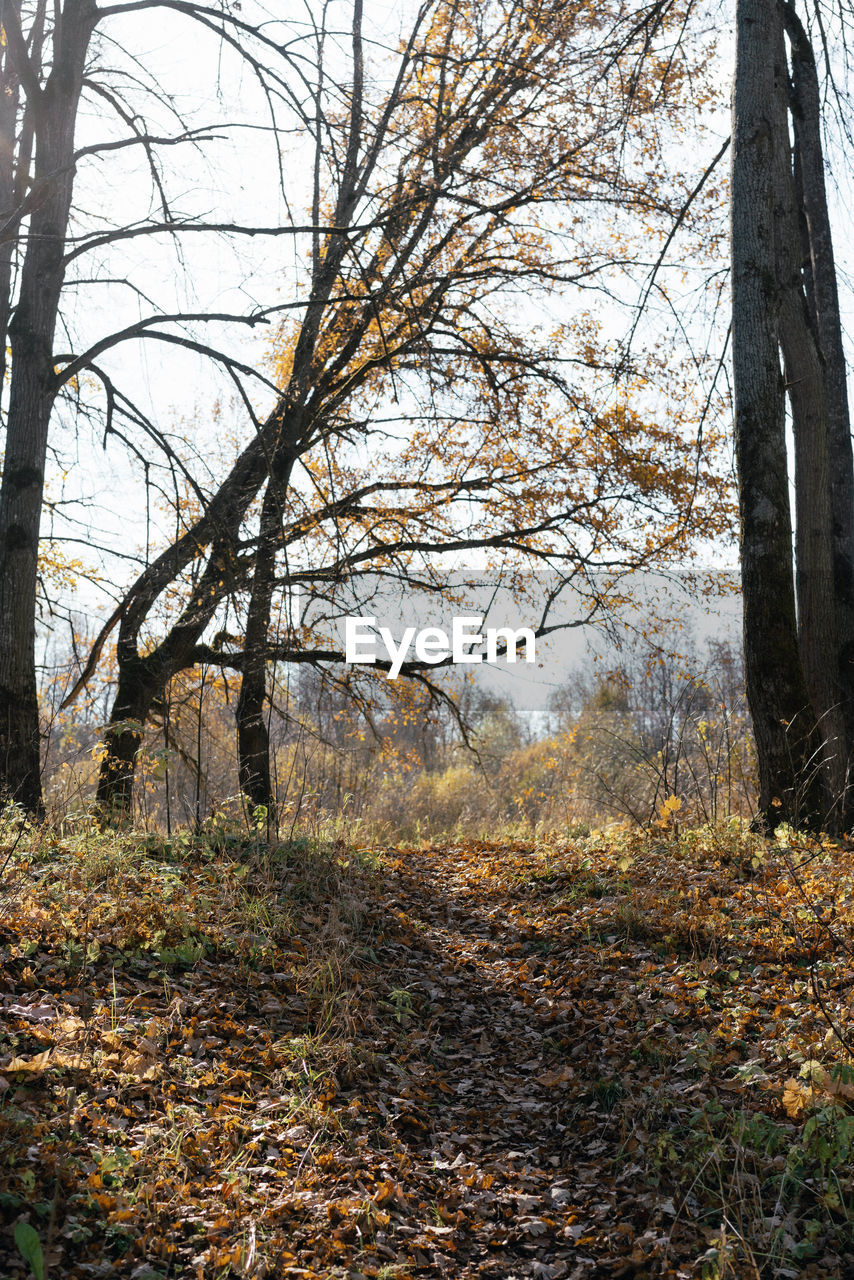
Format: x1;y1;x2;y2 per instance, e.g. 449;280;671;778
2;823;854;1278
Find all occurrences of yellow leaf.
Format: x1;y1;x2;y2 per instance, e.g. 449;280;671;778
782;1078;812;1118
124;1052;158;1080
658;794;683;824
4;1050;53;1075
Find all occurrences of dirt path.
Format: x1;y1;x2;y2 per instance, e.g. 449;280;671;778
3;834;851;1279
323;844;704;1279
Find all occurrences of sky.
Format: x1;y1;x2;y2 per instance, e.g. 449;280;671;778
287;567;744;717
26;0;854;709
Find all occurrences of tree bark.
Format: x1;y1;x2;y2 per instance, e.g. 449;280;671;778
95;538;244;815
234;0;367;812
772;11;845;819
0;1;22;399
235;411;304;810
86;394;286;815
0;0;96;813
784;0;854;815
236;484;278;809
732;0;825;829
95;656;157;819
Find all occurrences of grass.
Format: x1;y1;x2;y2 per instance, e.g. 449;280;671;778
3;816;854;1276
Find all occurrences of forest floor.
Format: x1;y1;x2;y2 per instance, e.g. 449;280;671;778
2;821;854;1279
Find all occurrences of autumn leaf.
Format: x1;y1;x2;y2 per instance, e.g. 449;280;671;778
6;823;854;1279
782;1078;813;1118
537;1066;575;1087
4;1050;53;1075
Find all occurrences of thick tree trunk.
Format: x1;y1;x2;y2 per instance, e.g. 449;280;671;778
235;399;304;811
0;5;21;398
0;0;95;813
95;658;157;819
91;421;283;816
95;542;240;815
731;0;825;829
772;10;845;819
785;0;854;817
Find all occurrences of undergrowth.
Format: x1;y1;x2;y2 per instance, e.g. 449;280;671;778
1;817;854;1278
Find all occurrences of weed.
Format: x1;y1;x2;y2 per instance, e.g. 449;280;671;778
592;1077;625;1111
381;988;415;1024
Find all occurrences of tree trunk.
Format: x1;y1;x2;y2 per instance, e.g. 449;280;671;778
235;410;305;810
0;2;22;398
0;0;95;814
95;658;157;820
95;542;240;815
772;9;845;820
236;484;278;810
731;0;824;829
234;0;366;811
785;0;854;817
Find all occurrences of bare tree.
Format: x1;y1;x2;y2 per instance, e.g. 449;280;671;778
1;0;98;813
0;0;326;813
732;0;854;830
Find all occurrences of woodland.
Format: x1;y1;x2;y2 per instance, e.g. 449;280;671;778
4;0;854;1276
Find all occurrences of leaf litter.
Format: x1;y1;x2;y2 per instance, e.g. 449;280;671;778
1;824;854;1277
